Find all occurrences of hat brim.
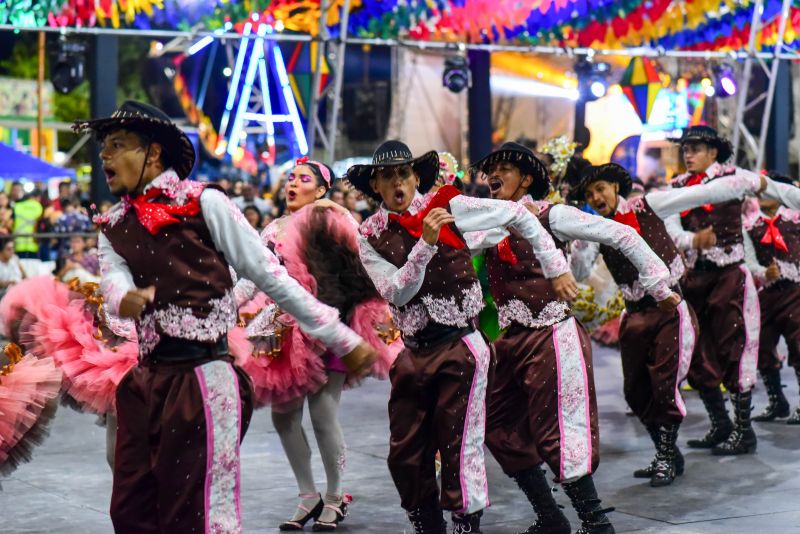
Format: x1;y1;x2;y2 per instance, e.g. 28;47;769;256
74;116;196;179
346;150;439;201
470;148;550;200
668;134;733;163
571;171;632;203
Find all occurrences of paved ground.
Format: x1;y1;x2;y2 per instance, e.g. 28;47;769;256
3;342;800;533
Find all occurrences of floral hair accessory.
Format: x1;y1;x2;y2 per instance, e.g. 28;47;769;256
295;156;332;187
541;136;577;179
437;152;460;184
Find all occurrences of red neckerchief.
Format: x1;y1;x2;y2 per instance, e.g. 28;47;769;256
496;237;519;264
129;187;201;235
613;210;641;234
388;185;465;249
760;214;789;253
680;173;715;217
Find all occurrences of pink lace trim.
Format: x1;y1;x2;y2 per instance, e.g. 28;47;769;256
195;360;242;533
137;291;238;355
392;281;484;336
458;331;490;513
672;162;738;187
618;255;685;302
773;259;800;284
701;244;744;267
497;299;570;330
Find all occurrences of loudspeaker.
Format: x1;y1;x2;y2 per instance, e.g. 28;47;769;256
342;82;390;141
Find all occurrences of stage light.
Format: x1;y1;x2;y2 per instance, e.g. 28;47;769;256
713;64;737;98
442;56;471;94
223;67;232;77
50;36;86;94
574;59;610;102
590;80;607;99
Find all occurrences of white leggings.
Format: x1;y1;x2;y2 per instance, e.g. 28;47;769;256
271;372;346;496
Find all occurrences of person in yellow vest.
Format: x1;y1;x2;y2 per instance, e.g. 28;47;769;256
12;190;43;259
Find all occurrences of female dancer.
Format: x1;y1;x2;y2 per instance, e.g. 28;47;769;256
235;157;397;531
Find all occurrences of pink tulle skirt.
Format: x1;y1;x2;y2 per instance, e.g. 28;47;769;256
0;352;62;475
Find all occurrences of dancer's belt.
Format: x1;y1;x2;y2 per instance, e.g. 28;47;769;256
625;286;683;313
763;278;797;292
691;258;743;272
404;323;476;351
147;335;229;363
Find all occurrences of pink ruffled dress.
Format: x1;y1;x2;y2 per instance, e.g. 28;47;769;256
0;345;62;475
233;206;401;410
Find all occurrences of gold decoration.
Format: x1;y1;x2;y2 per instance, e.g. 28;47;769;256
571;286;624;326
1;342;25;380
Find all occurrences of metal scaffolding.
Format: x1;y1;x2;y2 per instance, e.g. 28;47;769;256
731;0;795;171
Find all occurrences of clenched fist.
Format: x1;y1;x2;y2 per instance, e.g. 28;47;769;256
657;292;682;312
693;227;717;250
422;208;456;246
118;286;156;320
340;342;378;377
551;272;579;302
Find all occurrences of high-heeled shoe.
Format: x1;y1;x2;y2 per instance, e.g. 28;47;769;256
312;494;351;531
279;494;324;531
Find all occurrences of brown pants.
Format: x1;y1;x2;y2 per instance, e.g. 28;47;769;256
387;330;491;514
486;317;599;483
682;264;760;393
111;357;253;534
758;283;800;371
619;301;698;426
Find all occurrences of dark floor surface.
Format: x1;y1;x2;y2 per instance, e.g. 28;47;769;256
3;342;800;533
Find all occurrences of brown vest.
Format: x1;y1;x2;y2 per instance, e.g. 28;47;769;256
746;210;800;285
674;171;744;267
485;204;570;329
366;219;480;336
602;198;684;302
102;186;234;353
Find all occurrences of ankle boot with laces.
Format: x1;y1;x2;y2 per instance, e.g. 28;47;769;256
650;424;681;487
753;368;790;421
687;388;733;449
562;475;615;534
511;467;570;534
451;510;482;534
712;390;758;455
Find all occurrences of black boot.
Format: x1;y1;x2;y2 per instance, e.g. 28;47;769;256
451;510;482;534
633;425;685;479
650;425;680;487
511;467;571;534
753;368;790;421
562;475;615;534
407;504;447;534
788;368;800;425
687;388;733;449
712;390;758;455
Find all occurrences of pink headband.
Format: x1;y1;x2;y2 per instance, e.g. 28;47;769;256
296;156;331;187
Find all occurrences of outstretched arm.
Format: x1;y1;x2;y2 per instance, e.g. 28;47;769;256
548;204;672;301
200;189;364;358
448;196;569;279
646;172;762;219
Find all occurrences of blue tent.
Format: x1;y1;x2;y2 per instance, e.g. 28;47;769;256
0;142;75;181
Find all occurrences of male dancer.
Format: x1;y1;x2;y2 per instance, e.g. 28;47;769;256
744;172;800;424
572;162;795;487
77;101;375;533
468;143;672;534
347;140;575;534
665;126;800;454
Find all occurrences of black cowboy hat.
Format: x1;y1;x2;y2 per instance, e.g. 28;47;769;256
571;163;633;202
471;142;550;200
73;100;196;179
345;140;439;201
668;125;733;163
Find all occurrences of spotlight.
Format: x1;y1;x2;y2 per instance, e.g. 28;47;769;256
575;59;610;102
50;36;86;94
443;56;471;94
713;64;737;98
